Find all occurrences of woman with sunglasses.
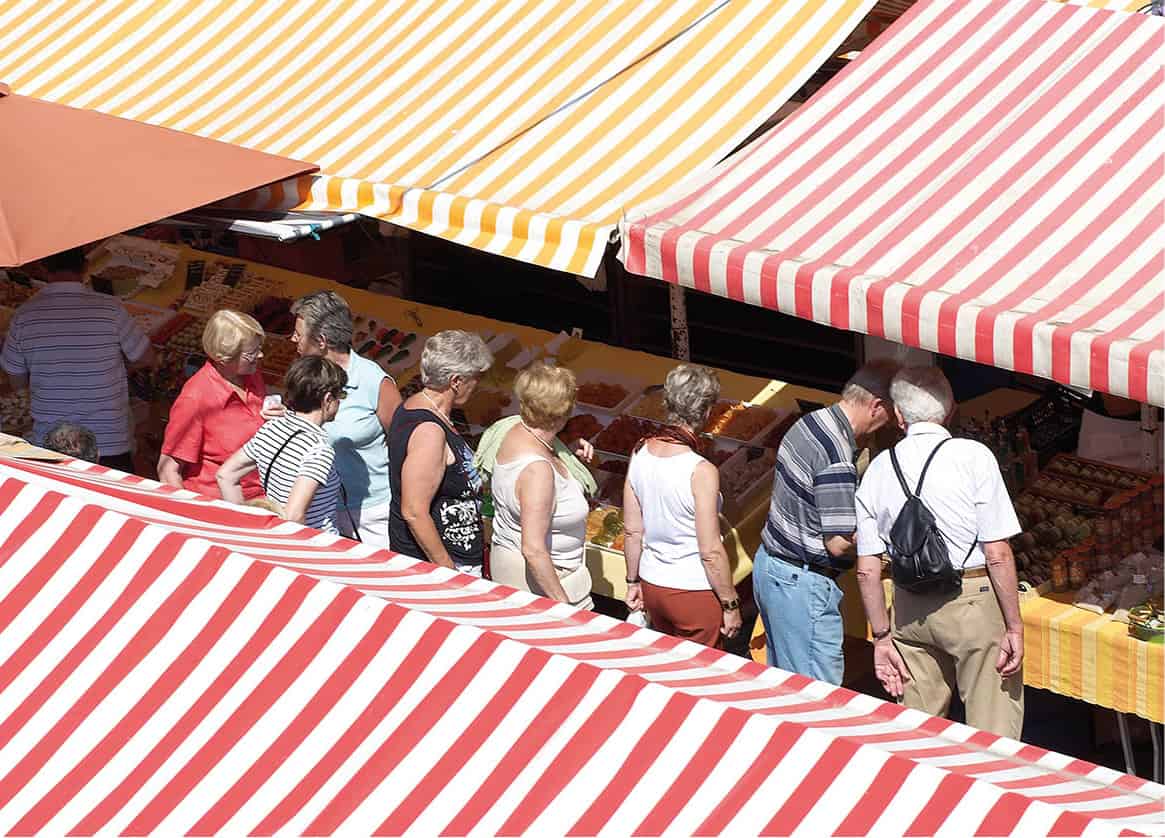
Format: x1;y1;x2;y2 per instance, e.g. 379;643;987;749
218;355;347;534
158;309;283;500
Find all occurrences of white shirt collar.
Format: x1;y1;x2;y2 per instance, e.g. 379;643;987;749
905;422;951;438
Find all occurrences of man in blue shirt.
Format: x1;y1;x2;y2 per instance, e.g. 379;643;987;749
754;360;898;684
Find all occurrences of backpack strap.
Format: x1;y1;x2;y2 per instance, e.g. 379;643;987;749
891;437;978;571
262;429;307;494
913;437;953;495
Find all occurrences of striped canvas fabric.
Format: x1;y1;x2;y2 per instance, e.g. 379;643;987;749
0;0;877;277
0;455;1162;835
621;0;1164;406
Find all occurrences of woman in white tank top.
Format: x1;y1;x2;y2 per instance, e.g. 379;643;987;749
623;365;742;647
489;363;594;608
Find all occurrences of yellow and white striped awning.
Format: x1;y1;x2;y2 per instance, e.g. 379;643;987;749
0;0;877;276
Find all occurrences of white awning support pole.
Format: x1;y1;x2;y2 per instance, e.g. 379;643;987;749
669;284;690;361
1141;402;1160;473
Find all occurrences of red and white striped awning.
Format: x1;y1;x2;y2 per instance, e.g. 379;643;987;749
0;456;1162;835
621;0;1164;406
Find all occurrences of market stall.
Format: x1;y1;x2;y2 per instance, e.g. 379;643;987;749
618;0;1165;765
0;452;1161;835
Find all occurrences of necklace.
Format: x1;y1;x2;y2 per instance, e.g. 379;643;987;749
521;420;556;454
420;389;456;431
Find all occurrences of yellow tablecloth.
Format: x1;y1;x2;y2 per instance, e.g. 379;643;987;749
139;245;841;598
751;588;1164;723
1022;593;1163;723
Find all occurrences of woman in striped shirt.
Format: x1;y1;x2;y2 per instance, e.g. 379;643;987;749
217;356;347;534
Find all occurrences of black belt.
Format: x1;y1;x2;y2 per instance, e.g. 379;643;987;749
770;552;845;580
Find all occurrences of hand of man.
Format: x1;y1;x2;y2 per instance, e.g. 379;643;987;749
873;638;911;699
995;629;1024;677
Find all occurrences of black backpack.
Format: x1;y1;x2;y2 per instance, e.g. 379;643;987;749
887;438;974;595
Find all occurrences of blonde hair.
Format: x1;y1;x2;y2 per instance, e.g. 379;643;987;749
515;362;577;430
202;309;265;364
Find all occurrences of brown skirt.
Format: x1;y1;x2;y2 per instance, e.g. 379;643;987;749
641;580;721;648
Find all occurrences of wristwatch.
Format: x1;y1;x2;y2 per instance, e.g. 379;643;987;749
872;626;892;640
625;576;640;584
720;598;740;612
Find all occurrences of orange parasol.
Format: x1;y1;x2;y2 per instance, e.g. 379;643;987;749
0;83;317;266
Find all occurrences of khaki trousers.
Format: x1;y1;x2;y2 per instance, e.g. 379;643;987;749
892;574;1024;739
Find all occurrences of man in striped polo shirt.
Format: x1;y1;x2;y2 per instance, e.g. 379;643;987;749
754;360;898;685
2;247;154;473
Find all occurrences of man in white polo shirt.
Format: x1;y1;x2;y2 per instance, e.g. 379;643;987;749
2;246;154;473
854;366;1024;738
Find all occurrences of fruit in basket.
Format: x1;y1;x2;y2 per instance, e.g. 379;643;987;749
577;381;629;409
559;413;604;447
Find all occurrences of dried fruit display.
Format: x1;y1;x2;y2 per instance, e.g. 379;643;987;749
558;414;604;447
720;447;777;500
629;389;668;422
577;381;629;410
704;401;778;442
593;415;662;456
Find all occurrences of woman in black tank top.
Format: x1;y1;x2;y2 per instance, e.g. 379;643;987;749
388;331;492;571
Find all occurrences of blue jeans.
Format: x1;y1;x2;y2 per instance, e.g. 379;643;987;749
753;544;845;685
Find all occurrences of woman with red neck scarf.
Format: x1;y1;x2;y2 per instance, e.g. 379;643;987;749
622;364;741;648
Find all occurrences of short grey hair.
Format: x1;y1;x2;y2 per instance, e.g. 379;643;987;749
420;330;493;390
291;291;352;350
664;364;720;428
42;421;99;461
842;359;899;405
891;366;954;425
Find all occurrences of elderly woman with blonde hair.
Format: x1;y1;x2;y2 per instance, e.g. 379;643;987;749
623;364;741;647
388;330;493;575
488;362;594;608
158;309;283;499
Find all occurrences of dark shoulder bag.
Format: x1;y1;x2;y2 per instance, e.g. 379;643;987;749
261;429;307;511
887;438;975;595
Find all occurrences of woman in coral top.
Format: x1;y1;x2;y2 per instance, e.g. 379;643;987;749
157;310;282;499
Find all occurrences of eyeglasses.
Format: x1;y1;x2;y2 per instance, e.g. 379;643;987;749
330;390;347;401
239;346;264;362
